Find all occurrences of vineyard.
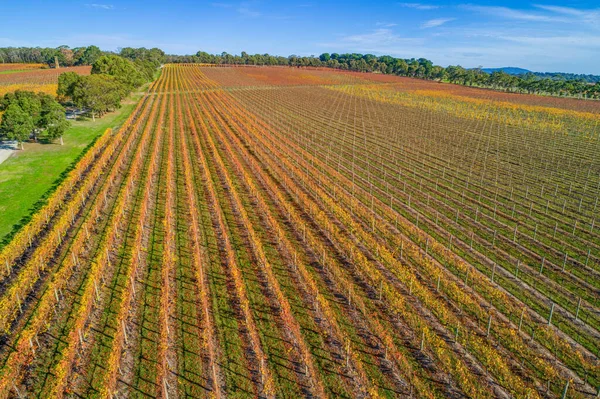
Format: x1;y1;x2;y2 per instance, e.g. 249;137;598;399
0;63;598;398
0;65;91;97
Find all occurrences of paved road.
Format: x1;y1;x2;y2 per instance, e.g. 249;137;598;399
0;141;18;165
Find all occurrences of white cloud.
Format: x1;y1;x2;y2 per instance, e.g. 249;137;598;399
398;3;439;10
499;35;600;48
211;2;233;8
534;4;600;26
85;3;114;10
237;6;261;17
339;29;422;47
421;18;454;28
211;2;262;18
461;5;568;22
376;22;398;27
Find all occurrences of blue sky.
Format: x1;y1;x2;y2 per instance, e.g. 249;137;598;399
1;1;599;74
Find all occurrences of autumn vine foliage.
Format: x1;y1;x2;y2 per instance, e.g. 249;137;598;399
0;64;598;399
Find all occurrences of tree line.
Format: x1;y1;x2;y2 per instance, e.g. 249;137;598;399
167;51;600;99
0;46;104;67
0;46;166;69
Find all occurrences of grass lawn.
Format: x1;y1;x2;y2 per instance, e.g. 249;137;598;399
0;90;145;243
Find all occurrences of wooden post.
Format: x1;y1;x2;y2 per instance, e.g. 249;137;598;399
122;320;129;344
548;303;555;325
518;308;525;332
420;331;425;351
345;339;350;367
12;382;23;399
486;315;492;337
164;380;170;399
16;293;23;313
585;249;591;267
560;380;569;399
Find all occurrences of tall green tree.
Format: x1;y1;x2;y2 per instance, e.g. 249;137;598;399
57;71;81;101
40;98;70;144
77;45;102;65
72;74;124;121
91;55;145;89
0;103;33;149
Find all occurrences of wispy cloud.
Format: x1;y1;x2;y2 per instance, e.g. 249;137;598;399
210;2;233;8
318;28;425;59
398;3;439;10
339;29;421;47
376;22;398;27
499;35;600;48
462;5;568;22
534;5;584;16
237;6;261;17
534;4;600;26
85;3;114;10
211;2;262;18
421;18;454;28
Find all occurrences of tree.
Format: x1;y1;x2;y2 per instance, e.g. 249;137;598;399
40;98;70;144
72;75;124;121
0;103;33;149
1;91;43;140
319;53;331;62
57;72;81;101
92;55;145;89
77;45;102;65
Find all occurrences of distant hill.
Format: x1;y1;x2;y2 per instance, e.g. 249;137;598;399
479;67;600;83
480;67;531;75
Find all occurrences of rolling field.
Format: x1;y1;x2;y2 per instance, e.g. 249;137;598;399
0;64;598;398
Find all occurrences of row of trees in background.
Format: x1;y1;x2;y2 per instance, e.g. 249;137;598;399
167;51;600;99
0;46;166;69
0;46;104;67
444;66;600;98
58;51;162;120
0;91;69;148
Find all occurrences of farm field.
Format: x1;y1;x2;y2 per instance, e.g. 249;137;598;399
0;64;46;73
0;65;91;97
0;64;598;398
